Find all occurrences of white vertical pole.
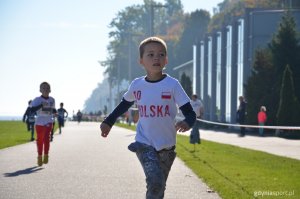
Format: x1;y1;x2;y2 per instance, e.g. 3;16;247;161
193;45;197;94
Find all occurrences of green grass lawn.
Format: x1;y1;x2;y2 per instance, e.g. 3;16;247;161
114;122;136;131
176;135;300;199
0;121;58;149
115;123;300;199
0;121;31;149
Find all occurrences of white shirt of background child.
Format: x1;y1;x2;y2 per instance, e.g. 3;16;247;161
31;96;55;126
190;99;203;117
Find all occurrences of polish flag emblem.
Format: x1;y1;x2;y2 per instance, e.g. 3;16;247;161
161;92;171;99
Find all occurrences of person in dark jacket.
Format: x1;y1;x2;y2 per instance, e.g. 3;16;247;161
57;102;68;134
23;100;36;141
237;96;247;137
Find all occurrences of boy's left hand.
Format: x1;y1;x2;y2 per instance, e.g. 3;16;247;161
175;121;190;132
100;122;111;138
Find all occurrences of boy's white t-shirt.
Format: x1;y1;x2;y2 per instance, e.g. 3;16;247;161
123;74;190;151
31;96;55;126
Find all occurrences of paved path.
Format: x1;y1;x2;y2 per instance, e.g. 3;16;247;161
0;122;220;199
197;129;300;160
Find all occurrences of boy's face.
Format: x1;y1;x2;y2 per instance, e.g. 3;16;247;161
40;83;51;97
139;42;168;76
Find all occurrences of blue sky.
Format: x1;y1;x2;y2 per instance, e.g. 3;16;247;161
0;0;223;116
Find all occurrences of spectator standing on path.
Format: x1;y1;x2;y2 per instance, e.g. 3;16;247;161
257;106;267;136
189;94;204;149
100;37;196;199
237;96;247;137
22;100;36;141
57;102;68;134
103;105;107;116
30;82;56;166
76;110;82;123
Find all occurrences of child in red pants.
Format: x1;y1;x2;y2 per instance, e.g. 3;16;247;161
30;82;56;166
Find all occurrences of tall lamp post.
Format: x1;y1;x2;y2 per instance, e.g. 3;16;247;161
150;3;168;36
124;32;143;81
98;60;119;112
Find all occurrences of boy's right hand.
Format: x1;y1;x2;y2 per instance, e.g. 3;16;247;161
100;122;111;138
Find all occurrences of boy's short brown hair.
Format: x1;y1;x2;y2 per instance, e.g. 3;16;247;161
40;82;51;91
40;82;50;88
139;37;167;58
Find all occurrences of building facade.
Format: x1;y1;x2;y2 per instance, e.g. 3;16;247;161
176;8;300;123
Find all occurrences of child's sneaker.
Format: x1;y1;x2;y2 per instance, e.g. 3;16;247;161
37;155;43;166
43;155;49;164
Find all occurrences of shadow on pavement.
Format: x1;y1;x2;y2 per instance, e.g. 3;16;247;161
4;166;43;177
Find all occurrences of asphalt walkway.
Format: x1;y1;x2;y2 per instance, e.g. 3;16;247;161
0;122;221;199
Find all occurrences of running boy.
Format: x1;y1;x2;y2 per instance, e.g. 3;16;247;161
30;82;56;166
57;102;68;134
100;37;196;198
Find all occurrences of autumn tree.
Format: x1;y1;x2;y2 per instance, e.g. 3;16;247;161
174;9;210;64
269;12;300;101
180;73;192;97
245;49;276;125
245;11;300;127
